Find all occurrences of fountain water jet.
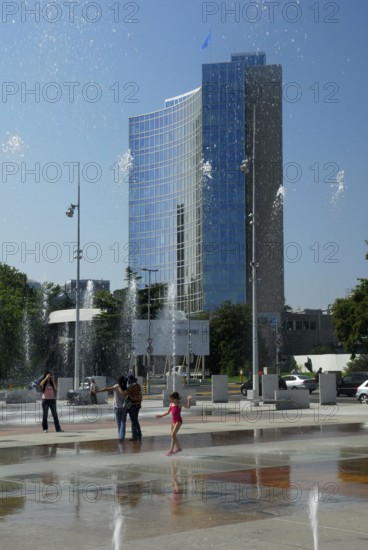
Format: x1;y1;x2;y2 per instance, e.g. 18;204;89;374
167;282;177;365
123;276;138;374
308;484;319;550
330;169;345;206
111;505;125;550
22;308;31;373
157;282;179;369
60;322;72;374
79;279;95;380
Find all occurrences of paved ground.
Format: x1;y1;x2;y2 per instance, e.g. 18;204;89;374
1;397;368;549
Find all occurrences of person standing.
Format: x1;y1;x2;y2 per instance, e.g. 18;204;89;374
89;378;98;405
40;371;64;433
156;391;192;456
314;367;323;384
96;376;128;441
126;374;142;442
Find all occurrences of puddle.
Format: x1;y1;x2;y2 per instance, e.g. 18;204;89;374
1;423;368;547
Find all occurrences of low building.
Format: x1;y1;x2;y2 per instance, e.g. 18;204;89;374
282;308;339;357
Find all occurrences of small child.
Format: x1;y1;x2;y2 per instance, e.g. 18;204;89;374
156;392;192;456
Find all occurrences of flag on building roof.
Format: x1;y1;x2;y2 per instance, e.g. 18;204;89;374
201;30;211;50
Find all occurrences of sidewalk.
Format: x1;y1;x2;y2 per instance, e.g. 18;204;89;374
1;398;368;549
0;398;366;447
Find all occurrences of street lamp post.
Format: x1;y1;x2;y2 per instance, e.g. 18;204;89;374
128;270;140;379
187;287;192;386
66;163;81;390
141;268;158;379
241;103;259;403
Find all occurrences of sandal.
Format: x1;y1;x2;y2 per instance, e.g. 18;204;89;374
173;449;182;454
165;451;173;456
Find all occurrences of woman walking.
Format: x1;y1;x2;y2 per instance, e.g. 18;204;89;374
40;371;64;433
156;392;192;456
89;378;98;405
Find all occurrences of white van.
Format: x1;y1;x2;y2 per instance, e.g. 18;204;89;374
167;366;204;380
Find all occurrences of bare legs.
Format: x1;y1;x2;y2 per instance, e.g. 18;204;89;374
166;422;182;455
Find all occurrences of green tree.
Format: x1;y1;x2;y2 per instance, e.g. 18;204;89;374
47;283;74;312
209;301;253;376
25;283;54;376
139;282;166;319
0;263;33;380
91;289;127;378
36;282;80;378
332;276;368;353
310;344;336;354
346;354;368;372
91;269;167;377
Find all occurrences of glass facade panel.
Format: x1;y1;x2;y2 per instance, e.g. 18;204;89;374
129;87;203;312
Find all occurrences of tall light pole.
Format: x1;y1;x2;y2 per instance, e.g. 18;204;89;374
66;162;81;390
241;103;259;403
127;270;140;379
187;285;192;386
141;267;158;379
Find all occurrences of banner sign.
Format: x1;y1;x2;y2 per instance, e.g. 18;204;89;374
132;320;210;356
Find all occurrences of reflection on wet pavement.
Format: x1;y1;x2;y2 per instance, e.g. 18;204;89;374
2;422;368;464
1;423;368;548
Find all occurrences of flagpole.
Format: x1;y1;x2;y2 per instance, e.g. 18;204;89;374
209;25;212;64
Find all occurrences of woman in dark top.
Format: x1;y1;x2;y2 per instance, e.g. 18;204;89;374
126;375;142;442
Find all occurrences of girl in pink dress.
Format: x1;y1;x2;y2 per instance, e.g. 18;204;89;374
156;392;192;456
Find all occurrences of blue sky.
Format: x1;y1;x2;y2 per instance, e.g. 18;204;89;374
0;0;367;309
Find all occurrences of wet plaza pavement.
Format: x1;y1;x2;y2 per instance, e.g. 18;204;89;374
1;399;368;549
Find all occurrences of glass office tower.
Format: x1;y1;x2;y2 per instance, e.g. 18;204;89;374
128;88;203;312
128;52;284;316
201;52;266;310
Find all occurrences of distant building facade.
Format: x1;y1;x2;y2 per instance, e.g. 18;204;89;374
282;309;339;357
65;279;110;305
128;52;284;324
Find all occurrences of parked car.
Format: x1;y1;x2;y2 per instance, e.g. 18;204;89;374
79;378;92;390
240;377;287;397
240;378;260;397
336;372;368;397
281;374;317;394
79;376;115;394
356;381;368;404
166;366;204;380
